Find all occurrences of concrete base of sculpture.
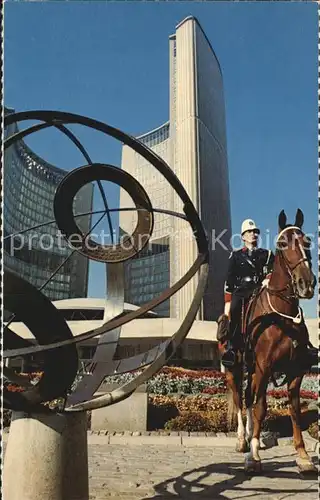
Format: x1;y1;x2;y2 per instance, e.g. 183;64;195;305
3;410;88;500
91;383;148;432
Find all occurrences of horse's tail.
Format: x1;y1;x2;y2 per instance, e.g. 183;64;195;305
227;361;244;430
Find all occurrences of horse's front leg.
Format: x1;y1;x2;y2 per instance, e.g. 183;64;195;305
235;406;249;453
288;376;317;474
225;365;249;453
245;371;268;474
244;370;256;444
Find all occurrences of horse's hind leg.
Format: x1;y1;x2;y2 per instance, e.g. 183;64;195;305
288;376;317;474
245;370;268;474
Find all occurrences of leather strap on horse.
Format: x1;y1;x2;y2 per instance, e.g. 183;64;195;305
242;288;265;370
241;299;245;335
243;288;261;332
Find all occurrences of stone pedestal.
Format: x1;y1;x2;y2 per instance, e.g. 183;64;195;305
3;410;88;500
91;383;148;432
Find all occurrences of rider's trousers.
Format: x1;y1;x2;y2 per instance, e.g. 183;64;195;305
229;288;254;348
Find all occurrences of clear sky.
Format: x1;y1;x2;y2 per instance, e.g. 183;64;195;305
4;1;318;317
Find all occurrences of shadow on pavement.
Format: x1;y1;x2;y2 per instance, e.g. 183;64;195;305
141;458;318;499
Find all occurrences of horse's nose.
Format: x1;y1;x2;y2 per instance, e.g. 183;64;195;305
297;277;311;296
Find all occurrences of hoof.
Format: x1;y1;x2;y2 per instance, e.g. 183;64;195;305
296;458;317;475
244;457;262;475
236;439;250;453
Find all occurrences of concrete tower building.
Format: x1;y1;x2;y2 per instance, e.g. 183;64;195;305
120;16;231;321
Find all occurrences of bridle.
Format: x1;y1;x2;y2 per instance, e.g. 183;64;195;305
279;226;310;272
265;226;312;324
267;226;311;298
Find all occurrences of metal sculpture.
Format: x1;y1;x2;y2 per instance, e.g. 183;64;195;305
3;110;209;414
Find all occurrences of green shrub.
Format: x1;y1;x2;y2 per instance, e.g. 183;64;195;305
165;412;217;432
152;395;313;434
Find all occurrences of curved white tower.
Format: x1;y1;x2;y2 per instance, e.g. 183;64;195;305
120;17;231;321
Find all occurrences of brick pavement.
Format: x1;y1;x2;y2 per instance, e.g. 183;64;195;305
88;442;318;499
3;432;318;499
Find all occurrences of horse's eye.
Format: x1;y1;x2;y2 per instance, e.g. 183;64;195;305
277;238;288;250
303;236;311;249
302;236;313;265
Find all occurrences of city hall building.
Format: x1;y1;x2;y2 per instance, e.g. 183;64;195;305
120;16;232;322
6;298;318;372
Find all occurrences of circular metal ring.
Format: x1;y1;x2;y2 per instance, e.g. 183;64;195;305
54;163;154;263
4;110;207;255
3;271;79;411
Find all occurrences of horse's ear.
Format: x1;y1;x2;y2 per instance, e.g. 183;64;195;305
295;208;304;228
278;210;287;230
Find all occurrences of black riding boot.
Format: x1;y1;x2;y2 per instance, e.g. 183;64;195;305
221;295;246;368
217;314;237;367
221;324;240;367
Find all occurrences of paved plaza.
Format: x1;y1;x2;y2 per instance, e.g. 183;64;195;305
88;440;318;499
3;432;318;499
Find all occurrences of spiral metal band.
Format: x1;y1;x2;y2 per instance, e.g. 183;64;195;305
3;110;209;412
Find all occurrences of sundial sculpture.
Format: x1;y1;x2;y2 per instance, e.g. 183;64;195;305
3;110;209;498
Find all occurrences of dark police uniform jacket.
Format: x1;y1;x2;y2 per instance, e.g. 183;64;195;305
224;247;275;302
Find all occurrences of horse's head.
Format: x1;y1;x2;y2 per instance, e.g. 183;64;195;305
277;209;316;299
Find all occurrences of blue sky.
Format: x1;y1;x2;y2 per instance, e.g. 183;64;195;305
4;1;318;317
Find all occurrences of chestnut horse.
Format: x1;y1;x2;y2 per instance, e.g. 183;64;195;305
219;209;317;474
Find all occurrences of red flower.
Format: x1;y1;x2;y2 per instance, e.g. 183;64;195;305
201;387;226;395
6;384;24;393
267;389;317;400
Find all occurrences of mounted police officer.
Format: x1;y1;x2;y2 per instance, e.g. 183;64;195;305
220;218;275;368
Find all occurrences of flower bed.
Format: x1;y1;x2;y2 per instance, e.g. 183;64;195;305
102;366;318;399
4;371;44;393
149;393;316;435
5;367;318;399
144;368;318;434
4;367;317;436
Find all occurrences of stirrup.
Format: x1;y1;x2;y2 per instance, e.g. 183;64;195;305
221;348;236;368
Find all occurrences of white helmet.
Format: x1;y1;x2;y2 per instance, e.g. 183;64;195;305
241;219;260;235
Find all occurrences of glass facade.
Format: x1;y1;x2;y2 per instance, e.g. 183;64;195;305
4;107;93;301
195;22;232;320
120;121;172;317
138;122;170;149
123;238;170;317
